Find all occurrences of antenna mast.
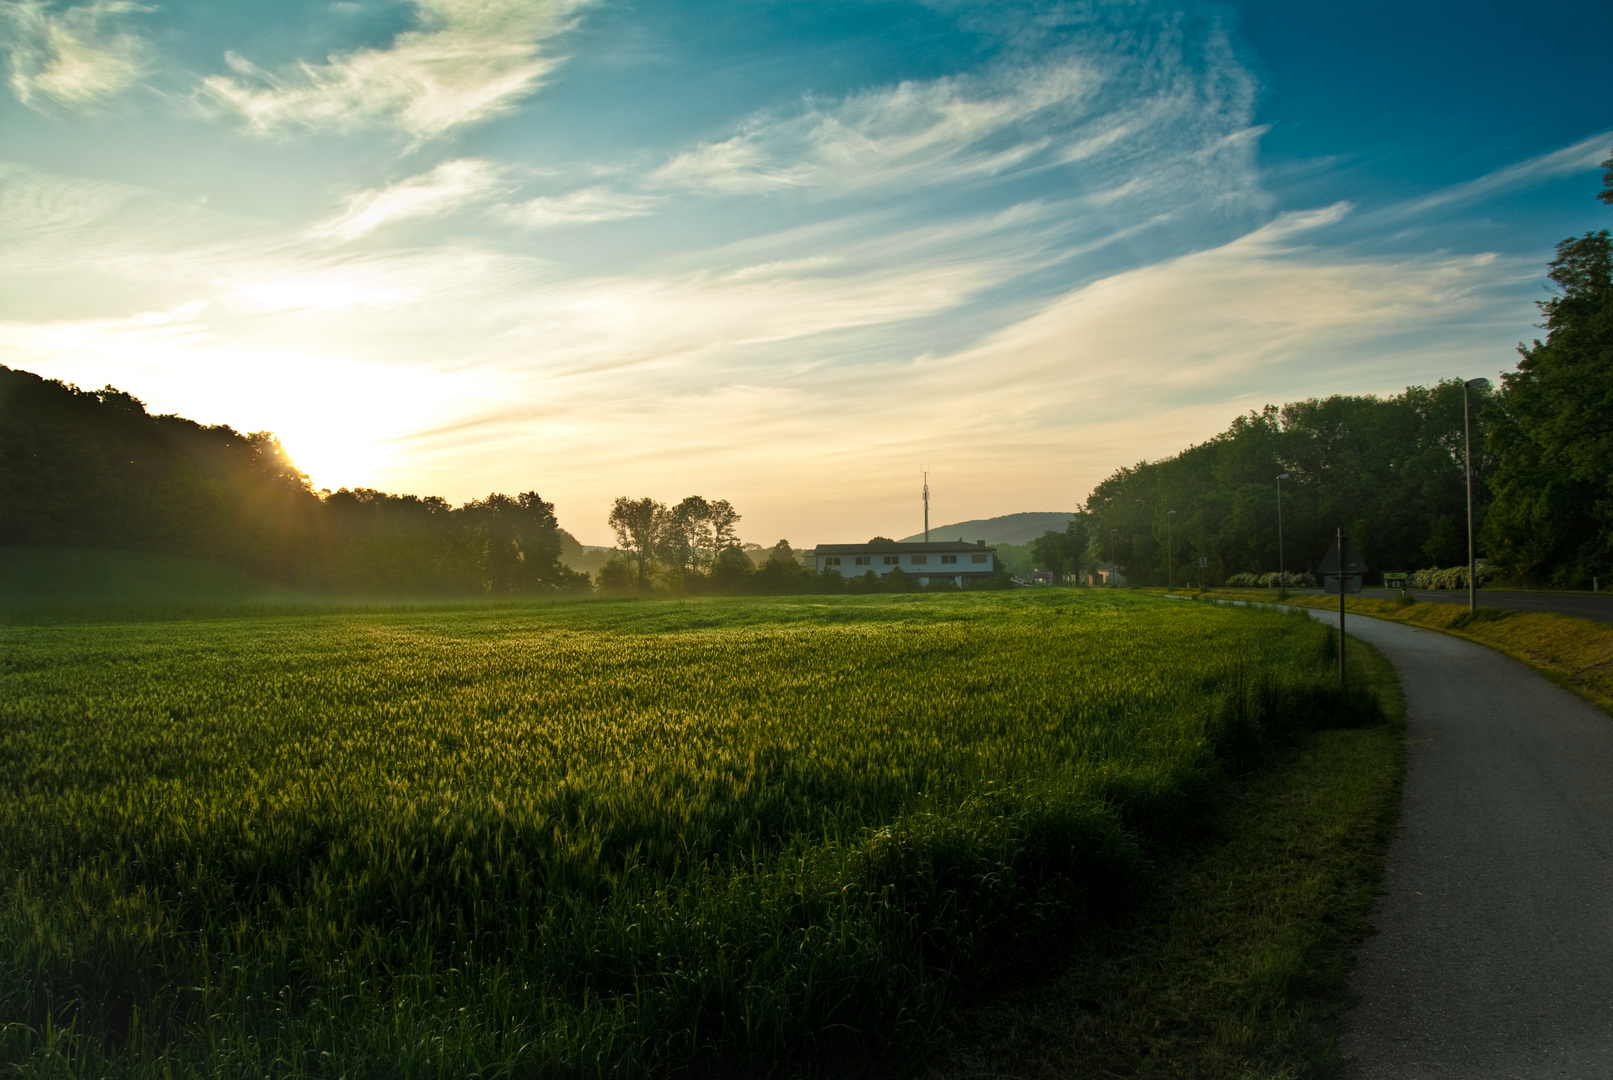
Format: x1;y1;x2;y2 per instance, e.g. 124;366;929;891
922;467;930;542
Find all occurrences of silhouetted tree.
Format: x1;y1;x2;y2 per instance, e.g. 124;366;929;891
608;496;667;590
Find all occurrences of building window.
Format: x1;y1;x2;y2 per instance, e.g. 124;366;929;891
910;555;927;565
883;555;899;565
825;557;841;566
855;556;870;566
941;554;957;564
971;553;988;564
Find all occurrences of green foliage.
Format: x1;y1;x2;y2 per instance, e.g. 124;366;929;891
1224;571;1318;589
1409;564;1499;590
1482;229;1613;586
0;592;1377;1076
1030;517;1091;582
0;368;585;598
1085;381;1496;586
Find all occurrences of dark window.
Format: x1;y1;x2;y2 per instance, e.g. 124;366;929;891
855;556;870;566
971;554;988;564
941;554;957;564
911;555;927;565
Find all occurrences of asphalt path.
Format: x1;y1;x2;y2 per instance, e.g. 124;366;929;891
1306;609;1613;1078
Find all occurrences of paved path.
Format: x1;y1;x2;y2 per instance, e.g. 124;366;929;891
1306;609;1613;1078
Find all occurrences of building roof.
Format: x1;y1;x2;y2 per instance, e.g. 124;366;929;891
813;541;995;555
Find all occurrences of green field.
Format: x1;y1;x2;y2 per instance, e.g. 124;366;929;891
0;591;1380;1076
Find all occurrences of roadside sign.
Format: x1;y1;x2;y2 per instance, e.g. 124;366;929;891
1383;572;1408;590
1197;556;1208;568
1317;535;1368;594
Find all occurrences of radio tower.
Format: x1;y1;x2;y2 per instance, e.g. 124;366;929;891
922;468;930;542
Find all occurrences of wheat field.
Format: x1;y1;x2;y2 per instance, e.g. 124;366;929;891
0;591;1375;1076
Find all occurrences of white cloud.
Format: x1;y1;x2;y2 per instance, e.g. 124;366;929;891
496;186;662;228
649;32;1259;211
1394;131;1613;217
652;61;1097;194
3;0;150;108
197;0;593;139
313;158;507;242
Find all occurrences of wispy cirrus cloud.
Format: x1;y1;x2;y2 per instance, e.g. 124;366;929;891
652;60;1098;194
197;0;593;139
2;0;150;109
496;186;662;228
313;159;509;242
1392;131;1613;217
649;30;1259;209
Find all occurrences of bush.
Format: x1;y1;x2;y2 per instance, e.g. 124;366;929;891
1225;572;1316;588
1410;564;1497;590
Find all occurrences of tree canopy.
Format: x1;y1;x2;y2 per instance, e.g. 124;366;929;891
1080;381;1494;586
0;367;584;597
1481;228;1613;585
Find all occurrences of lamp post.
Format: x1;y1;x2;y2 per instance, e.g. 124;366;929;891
1109;529;1118;586
1463;378;1489;613
1167;510;1176;590
1276;473;1290;587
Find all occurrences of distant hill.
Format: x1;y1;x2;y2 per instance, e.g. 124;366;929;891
901;511;1076;547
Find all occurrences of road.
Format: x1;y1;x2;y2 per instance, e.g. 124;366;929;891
1306;609;1613;1078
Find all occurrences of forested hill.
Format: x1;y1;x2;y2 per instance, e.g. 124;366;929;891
0;366;585;597
900;511;1076;546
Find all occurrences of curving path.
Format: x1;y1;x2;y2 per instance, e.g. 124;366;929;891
1306;609;1613;1079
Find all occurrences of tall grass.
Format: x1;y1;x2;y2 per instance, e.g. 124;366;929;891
0;591;1378;1076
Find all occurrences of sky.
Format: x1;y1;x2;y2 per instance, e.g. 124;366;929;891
1;0;1609;546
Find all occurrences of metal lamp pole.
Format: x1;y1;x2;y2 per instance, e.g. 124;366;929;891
1463;378;1489;612
1276;473;1289;587
1167;510;1176;590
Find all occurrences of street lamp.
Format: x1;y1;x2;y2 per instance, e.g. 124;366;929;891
1463;377;1489;612
1276;473;1290;587
1167;510;1176;590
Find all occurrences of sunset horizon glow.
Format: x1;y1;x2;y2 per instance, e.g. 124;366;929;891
2;0;1608;546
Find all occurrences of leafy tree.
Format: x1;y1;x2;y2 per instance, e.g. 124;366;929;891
659;496;744;589
1483;227;1613;585
1083;382;1492;585
607;496;667;591
709;544;755;591
1030;516;1090;582
752;539;811;594
594;556;638;595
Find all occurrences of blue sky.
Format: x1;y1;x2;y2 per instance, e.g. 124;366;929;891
2;0;1608;545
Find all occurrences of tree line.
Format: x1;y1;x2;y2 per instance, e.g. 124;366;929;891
0;367;585;597
0;367;1003;599
1027;155;1611;589
597;498;1011;595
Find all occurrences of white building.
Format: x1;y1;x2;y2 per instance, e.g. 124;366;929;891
812;541;997;586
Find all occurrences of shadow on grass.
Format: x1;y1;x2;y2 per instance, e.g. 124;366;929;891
924;638;1405;1079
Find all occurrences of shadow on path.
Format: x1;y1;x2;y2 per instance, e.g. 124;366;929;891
1306;609;1613;1079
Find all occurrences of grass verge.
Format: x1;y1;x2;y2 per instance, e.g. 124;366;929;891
1190;588;1613;715
926;636;1405;1079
